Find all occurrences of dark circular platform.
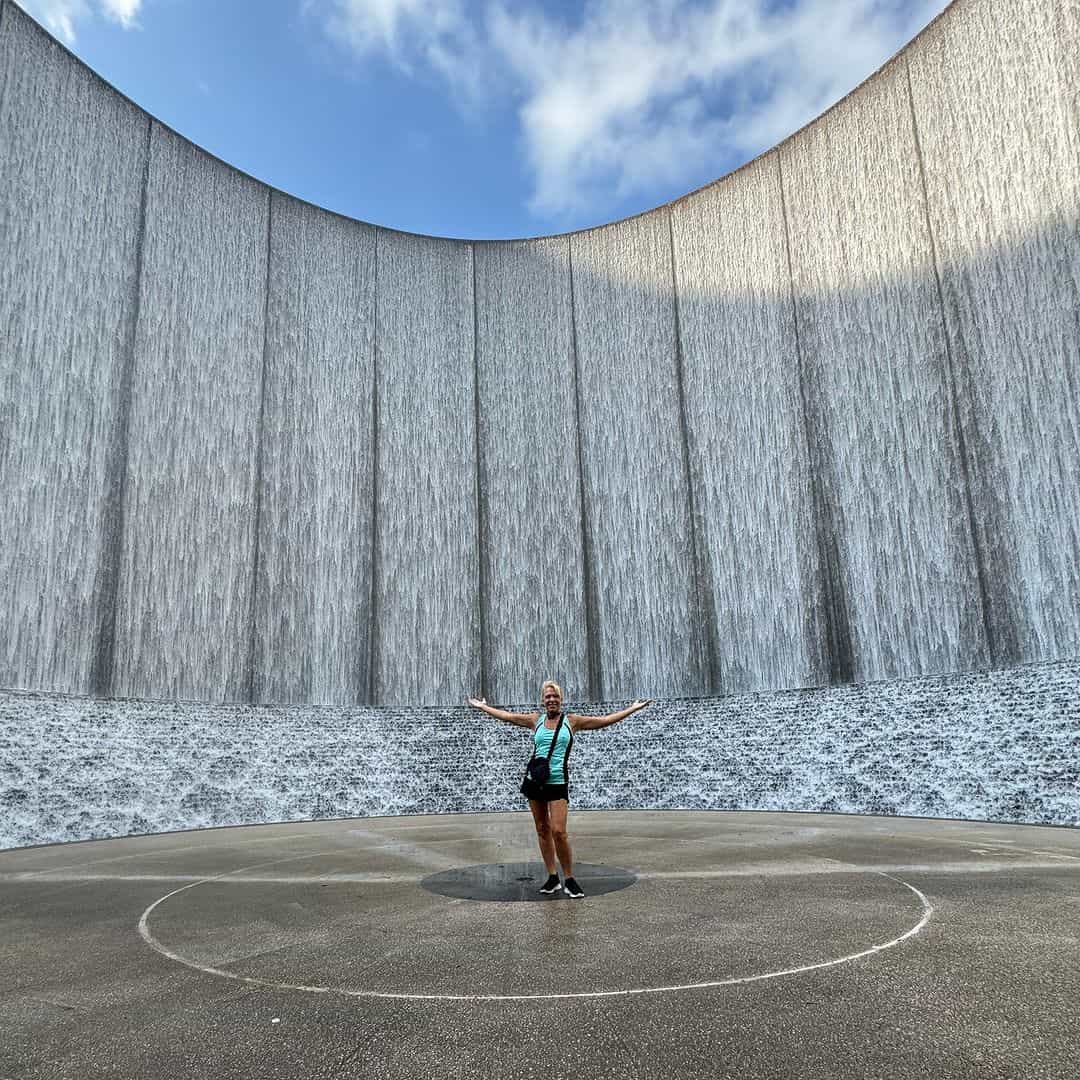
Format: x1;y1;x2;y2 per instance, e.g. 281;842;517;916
421;860;637;901
1;810;1078;1079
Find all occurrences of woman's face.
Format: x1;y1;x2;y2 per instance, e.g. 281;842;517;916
542;686;562;714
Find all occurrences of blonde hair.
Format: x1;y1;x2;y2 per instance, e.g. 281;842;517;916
540;680;563;701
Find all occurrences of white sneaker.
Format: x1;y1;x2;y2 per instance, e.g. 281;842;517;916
562;877;585;899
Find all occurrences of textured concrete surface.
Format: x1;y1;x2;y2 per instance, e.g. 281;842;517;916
1;811;1077;1079
3;0;1078;707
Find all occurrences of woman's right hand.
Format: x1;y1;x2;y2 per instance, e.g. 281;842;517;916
468;697;487;709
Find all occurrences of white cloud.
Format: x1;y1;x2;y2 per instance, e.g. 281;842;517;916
14;0;142;42
308;0;486;101
311;0;463;56
14;0;90;42
101;0;141;28
313;0;950;218
489;0;949;216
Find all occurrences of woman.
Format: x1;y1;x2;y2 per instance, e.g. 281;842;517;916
468;681;651;899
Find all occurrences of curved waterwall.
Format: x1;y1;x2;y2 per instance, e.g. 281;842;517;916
2;659;1078;848
1;0;1079;712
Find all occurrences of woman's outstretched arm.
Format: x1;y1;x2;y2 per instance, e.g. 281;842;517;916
569;699;652;731
467;698;536;728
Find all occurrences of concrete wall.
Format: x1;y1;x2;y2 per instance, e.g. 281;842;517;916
1;0;1078;707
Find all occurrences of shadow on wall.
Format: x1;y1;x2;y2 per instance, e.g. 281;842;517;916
3;203;1076;709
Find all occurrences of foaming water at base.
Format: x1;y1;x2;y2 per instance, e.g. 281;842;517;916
1;658;1077;849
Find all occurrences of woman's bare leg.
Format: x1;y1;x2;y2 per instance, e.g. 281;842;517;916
528;800;557;875
547;800;573;878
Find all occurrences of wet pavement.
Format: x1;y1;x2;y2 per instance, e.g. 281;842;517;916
1;810;1078;1078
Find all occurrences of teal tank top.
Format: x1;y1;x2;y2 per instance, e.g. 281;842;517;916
532;714;573;785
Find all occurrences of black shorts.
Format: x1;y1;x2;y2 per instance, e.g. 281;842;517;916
522;782;569;803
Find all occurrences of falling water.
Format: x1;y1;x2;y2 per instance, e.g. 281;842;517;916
2;658;1078;850
474;238;589;704
0;11;147;695
110;127;269;702
252;194;377;705
1;2;1079;712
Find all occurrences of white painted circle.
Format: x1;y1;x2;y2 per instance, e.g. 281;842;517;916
137;845;934;1002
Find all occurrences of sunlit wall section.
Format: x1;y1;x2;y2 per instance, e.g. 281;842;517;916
570;216;710;700
2;0;1079;710
671;159;829;694
371;230;479;705
0;5;149;697
908;0;1080;668
779;63;988;685
110;127;269;701
252;196;377;705
474;238;589;705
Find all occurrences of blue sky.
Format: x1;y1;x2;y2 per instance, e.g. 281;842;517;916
15;0;950;239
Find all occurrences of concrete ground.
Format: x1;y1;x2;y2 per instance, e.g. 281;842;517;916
1;810;1078;1079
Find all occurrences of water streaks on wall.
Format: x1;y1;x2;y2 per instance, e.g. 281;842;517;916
0;0;1077;707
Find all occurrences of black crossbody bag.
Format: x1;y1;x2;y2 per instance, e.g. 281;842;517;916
520;712;566;799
